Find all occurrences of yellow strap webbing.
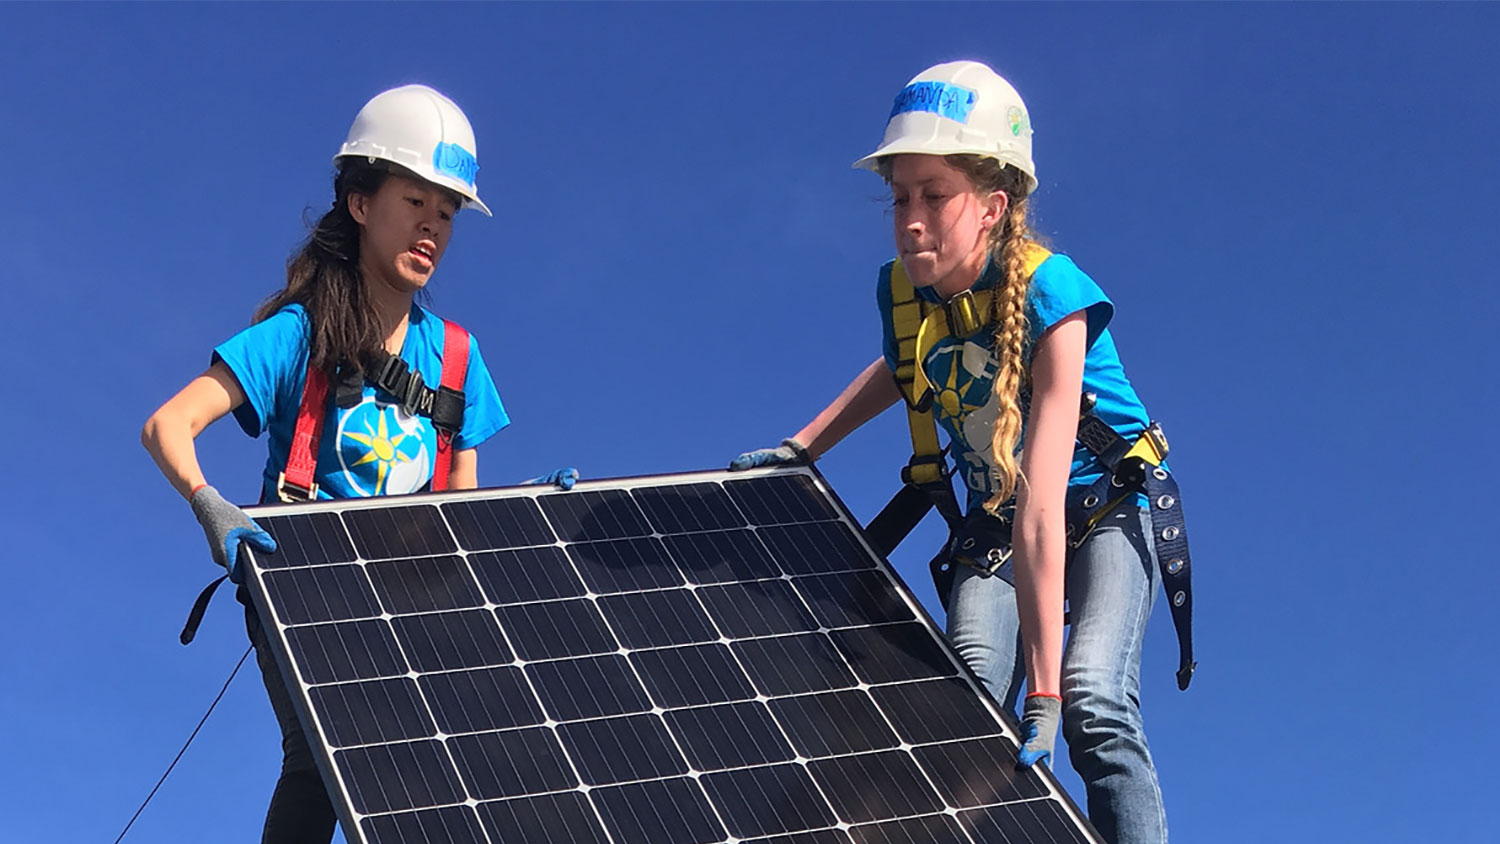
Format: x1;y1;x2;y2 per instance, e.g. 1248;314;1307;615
888;262;945;484
888;245;1052;487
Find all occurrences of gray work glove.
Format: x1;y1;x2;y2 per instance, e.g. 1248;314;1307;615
1017;693;1062;769
729;438;810;471
190;485;277;584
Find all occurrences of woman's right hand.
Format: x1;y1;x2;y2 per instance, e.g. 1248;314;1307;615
190;485;277;583
729;439;810;471
729;358;901;473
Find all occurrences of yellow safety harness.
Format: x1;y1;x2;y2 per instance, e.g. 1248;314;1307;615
887;243;1054;492
865;245;1197;689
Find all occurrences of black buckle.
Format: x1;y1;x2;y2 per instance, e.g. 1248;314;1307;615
900;450;950;486
374;355;410;397
373;355;438;418
1112;456;1147;490
401;369;428;417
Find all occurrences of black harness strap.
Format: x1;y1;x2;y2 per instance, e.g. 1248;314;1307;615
1066;400;1196;690
179;574;229;645
864;483;938;559
366;352;466;433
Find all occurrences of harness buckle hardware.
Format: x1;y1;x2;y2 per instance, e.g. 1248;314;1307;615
374;355;409;396
401;370;428;417
1145;421;1170;461
1113;457;1147;490
901;451;951;487
944;290;985;337
275;472;318;503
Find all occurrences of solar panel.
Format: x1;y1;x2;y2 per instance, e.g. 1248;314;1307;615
242;467;1103;844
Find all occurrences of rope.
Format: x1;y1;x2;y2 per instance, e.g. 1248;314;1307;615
112;646;253;844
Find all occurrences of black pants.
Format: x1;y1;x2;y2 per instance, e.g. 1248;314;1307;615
242;589;337;844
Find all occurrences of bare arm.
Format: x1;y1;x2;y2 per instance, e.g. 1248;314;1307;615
448;448;479;490
141;361;246;499
1012;312;1088;696
792;357;903;459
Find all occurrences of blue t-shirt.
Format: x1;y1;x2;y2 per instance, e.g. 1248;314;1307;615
878;254;1151;513
214;303;509;503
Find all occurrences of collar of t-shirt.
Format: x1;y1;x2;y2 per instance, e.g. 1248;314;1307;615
912;256;1003;304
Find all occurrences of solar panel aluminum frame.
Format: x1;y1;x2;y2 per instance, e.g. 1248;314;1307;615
240;466;1105;844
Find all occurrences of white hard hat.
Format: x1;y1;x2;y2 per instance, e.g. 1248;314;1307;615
336;84;491;216
854;61;1037;193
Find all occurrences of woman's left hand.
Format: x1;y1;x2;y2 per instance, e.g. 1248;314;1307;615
1016;693;1062;769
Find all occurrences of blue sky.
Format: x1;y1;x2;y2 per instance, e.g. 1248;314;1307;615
2;3;1496;842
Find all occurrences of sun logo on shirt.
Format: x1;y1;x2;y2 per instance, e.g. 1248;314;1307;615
930;340;995;425
342;405;424;495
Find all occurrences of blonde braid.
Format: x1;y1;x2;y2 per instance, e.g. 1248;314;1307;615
879;155;1042;510
938;156;1040;512
985;194;1034;510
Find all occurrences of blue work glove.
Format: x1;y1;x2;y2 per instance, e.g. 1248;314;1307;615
729;438;810;471
190;485;276;584
1017;693;1062;769
523;467;579;490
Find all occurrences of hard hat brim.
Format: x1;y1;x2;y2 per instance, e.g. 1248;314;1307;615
852;139;1037;193
333;152;491;217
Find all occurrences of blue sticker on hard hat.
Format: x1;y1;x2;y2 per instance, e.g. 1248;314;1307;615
890;81;978;124
433;142;478;188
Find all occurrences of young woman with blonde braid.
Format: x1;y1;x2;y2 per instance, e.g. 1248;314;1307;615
732;61;1170;843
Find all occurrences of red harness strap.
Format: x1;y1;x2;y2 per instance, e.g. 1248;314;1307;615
278;364;330;502
431;320;470;492
277;320;470;502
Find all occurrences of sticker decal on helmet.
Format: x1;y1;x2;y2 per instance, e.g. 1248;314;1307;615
1007;105;1029;138
433;142;479;188
890;81;978;124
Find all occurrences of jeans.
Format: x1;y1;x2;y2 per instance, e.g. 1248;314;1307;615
945;506;1168;844
242;590;338;844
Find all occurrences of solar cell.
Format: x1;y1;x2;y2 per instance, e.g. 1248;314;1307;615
243;467;1102;844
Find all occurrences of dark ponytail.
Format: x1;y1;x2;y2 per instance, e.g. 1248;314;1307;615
255;159;391;376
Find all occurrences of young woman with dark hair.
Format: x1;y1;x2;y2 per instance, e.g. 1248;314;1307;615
142;84;571;843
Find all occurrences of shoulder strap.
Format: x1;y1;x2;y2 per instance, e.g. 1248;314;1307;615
910;243;1053;406
278;320;472;502
874;246;1056;539
888;260;930;409
430;320;471;492
278;363;330;502
887;261;947;488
